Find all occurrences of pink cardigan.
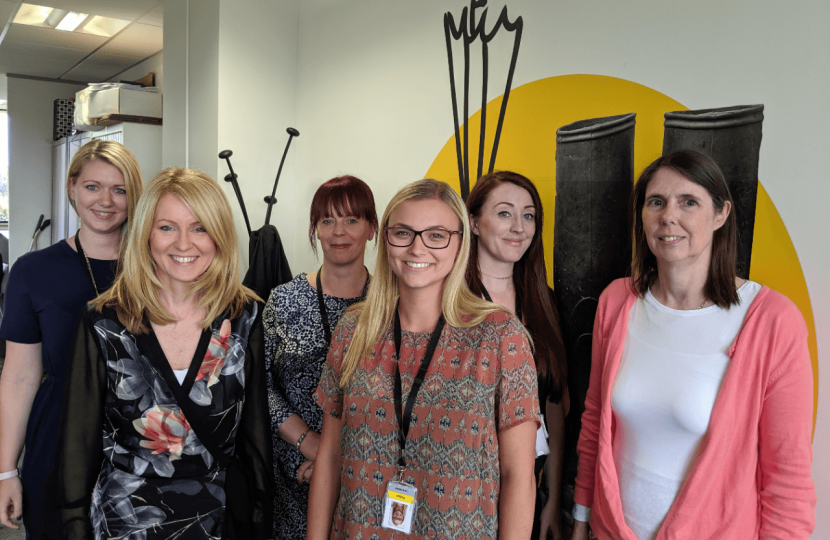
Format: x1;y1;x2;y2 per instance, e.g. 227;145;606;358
574;278;816;539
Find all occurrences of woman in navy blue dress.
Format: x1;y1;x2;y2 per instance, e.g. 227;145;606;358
0;140;143;538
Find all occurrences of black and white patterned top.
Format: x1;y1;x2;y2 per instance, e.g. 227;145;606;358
263;273;365;540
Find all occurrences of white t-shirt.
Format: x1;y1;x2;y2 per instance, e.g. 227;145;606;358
609;281;761;539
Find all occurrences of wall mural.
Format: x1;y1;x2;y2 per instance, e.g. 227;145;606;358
430;6;820;515
443;0;522;199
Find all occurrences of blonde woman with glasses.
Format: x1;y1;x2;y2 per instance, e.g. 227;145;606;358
308;179;540;540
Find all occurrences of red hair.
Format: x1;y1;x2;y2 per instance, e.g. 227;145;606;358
308;175;378;254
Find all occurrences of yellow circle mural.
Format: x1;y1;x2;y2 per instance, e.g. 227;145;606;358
426;74;818;429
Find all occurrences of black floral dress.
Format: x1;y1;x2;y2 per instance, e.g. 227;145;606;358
263;273;365;540
43;302;273;540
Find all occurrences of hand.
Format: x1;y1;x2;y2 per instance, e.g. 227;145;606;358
297;460;315;484
570;519;591;540
0;476;22;529
538;499;563;540
299;431;321;461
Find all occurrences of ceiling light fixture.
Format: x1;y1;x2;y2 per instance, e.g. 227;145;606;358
55;11;89;31
81;15;130;38
12;3;53;26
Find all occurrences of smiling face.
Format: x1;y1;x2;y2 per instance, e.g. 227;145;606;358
642;167;730;274
470;182;536;267
317;210;375;267
69;159;128;236
150;194;217;290
391;502;406;525
386;197;462;299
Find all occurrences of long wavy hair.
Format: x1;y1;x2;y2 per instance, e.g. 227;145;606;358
93;167;261;333
630;150;739;308
67;139;144;242
466;171;566;401
338;178;504;387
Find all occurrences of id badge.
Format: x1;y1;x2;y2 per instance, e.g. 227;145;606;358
381;480;418;533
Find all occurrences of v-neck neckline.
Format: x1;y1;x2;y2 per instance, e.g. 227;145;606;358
138;323;213;399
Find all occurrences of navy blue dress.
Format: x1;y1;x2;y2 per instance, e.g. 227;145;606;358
0;240;115;539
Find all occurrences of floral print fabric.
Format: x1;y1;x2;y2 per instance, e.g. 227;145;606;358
315;310;541;540
44;302;273;540
263;273;365;540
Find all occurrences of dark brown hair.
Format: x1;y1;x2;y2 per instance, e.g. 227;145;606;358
308;175;378;254
466;171;566;402
630;150;739;307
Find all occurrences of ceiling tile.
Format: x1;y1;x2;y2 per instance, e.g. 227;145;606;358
62;55;134;81
94;22;161;56
0;25;105;79
139;3;162;27
2;23;107;52
0;1;18;26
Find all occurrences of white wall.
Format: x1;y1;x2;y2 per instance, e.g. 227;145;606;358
6;77;85;265
162;0;220;177
217;0;299;266
164;0;299;267
109;52;163;92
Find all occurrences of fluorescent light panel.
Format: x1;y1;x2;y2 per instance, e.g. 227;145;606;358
13;3;130;36
55;11;89;31
12;3;53;26
81;15;129;37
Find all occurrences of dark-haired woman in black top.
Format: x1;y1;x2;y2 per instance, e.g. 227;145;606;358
466;171;568;540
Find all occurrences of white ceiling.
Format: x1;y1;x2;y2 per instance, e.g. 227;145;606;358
0;0;162;83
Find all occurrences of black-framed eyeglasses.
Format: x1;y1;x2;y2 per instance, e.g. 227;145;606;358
384;226;462;249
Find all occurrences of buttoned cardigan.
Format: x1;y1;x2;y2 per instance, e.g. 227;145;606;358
574;278;816;540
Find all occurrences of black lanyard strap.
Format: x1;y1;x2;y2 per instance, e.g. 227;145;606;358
316;266;370;345
393;308;444;469
480;282;522;321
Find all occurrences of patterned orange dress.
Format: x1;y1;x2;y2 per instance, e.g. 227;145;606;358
315;310;541;539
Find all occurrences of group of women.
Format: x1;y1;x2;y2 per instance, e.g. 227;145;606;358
0;138;816;540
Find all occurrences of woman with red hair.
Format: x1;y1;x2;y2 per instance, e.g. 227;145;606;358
263;175;378;540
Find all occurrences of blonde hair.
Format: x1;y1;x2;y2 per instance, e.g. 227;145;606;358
339;178;504;386
93;167;261;333
67;140;144;238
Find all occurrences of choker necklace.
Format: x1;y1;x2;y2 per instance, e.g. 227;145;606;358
480;271;513;280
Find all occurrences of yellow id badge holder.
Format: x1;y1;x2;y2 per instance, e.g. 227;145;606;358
381;474;418;533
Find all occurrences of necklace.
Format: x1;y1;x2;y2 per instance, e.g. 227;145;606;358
74;232;100;295
480;271;513;280
697;298;708;309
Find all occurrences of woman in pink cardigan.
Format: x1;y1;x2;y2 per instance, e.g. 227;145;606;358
571;150;815;540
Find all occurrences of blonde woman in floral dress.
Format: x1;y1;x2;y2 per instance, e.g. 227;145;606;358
43;168;273;539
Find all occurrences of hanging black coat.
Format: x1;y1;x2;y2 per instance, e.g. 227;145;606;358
243;225;292;301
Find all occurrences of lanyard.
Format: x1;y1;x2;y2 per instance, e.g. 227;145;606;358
479;283;522;321
393;308;444;470
315;267;370;345
74;232;100;296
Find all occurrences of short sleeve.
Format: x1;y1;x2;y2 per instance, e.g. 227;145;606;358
0;256;41;343
314;311;356;419
495;316;541;432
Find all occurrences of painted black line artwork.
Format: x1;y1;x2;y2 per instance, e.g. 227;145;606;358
444;0;522;200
